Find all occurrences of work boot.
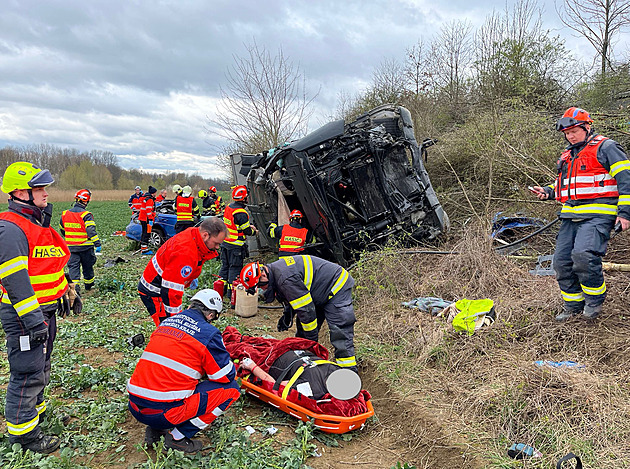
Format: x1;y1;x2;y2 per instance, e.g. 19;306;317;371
21;433;61;454
163;432;203;453
555;308;580;322
581;305;602;320
144;425;168;445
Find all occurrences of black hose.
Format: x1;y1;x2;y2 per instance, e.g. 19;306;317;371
494;217;560;251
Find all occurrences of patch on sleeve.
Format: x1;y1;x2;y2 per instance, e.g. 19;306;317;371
180;265;193;278
283;256;295;266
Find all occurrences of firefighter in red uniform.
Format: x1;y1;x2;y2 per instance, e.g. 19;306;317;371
128;289;240;453
128;186;144;215
139;186;157;255
174;185;200;234
268;209;312;257
138;217;227;326
219;185;257;299
531;107;630;321
59;189;101;292
0;162;70;453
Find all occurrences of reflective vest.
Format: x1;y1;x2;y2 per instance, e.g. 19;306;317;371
0;212;69;309
555;136;618;203
139;196;155;222
279;225;308;253
214;196;222;213
176;196;194;221
61;210;92;246
130;194;143;212
223;204;248;246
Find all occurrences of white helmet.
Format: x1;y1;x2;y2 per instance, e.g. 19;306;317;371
182;185;193;197
190;289;223;314
172;184;182;193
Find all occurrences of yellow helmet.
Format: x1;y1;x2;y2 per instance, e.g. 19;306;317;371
1;162;54;194
198;189;208;198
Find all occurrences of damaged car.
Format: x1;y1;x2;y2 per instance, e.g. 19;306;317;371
232;104;449;266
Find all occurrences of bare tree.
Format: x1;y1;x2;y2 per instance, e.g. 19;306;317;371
433;20;474;107
210;42;318;155
556;0;630;75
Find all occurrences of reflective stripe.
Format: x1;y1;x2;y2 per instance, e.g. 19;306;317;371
140;276;161;294
165;304;182;314
6;414;39;436
212;407;224;417
207;361;235;380
190;417;209;430
560;204;618;216
561;290;585;302
30;270;65;285
12;295;40;316
152;256;163;276
0;256;28;279
282;366;305;400
610;160;630;177
559;185;618;196
127;381;194;401
303;256;313;291
36;401;47;415
64;222;82;228
618;195;630;206
330;269;349;296
581;282;606;296
336;356;357;367
140;351;202;379
290;292;313;309
162;280;185;292
301;318;318;332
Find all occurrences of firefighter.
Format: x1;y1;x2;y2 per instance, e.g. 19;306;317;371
128;289;240;453
59;189;101;293
219;185;257;299
155;189;167;204
128;186;144;216
174;185;199;234
268;209;313;256
240;255;357;371
138;217;227;326
172;184;182;197
139;186;157;255
0;162;70;453
198;189;213;213
531;107;630;321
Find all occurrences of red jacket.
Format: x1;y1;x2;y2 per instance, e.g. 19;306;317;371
138;228;218;316
139;195;156;222
279;224;308;253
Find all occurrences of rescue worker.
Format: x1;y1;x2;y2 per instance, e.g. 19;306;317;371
138;217;227;326
139;186;157;255
219;185;257;299
268;209;313;256
531;107;630;321
198;189;213;213
128;289;240;453
174;185;199;234
59;189;101;293
155;189;167;204
172;184;182;197
0;162;70;453
240;255;357;370
128;186;144;215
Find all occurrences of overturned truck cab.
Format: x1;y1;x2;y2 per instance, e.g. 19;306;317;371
232;104;449;267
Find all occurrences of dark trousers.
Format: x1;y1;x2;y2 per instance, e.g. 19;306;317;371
68;248;97;290
1;305;57;444
553;217;614;311
175;221;195;234
219;244;246;294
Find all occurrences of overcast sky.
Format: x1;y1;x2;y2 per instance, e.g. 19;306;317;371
0;0;624;179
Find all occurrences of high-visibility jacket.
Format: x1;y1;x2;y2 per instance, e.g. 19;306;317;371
278;224;309;253
138;227;219;316
214;196;223;213
127;308;235;404
175;195;195;221
60;204;100;249
0;209;69;327
139;195;156;222
129;193;143;212
267;255;353;337
223;203;251;246
155;194;165;203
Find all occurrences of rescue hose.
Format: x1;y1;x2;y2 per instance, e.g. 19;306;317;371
494;217;560;252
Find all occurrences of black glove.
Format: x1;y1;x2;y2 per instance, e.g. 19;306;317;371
277;304;294;332
58;295;70;319
29;322;49;347
72;295;83;315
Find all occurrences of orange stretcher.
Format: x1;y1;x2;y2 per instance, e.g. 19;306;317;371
240;377;375;434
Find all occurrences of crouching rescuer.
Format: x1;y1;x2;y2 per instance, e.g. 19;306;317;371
127;289;240;453
0;162;71;453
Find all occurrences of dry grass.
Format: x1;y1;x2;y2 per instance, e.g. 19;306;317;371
46;188;132;202
353;221;630;468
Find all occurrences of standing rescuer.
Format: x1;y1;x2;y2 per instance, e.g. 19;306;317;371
174;185;199;234
240;255;357;371
139;186;157;255
531;107;630;321
128;185;144;215
268;209;312;256
0;162;70;453
59;189;101;293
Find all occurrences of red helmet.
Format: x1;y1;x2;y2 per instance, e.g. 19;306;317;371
240;262;261;290
289;209;303;219
232;185;248;201
556;107;593;131
75;189;92;203
209;186;217;193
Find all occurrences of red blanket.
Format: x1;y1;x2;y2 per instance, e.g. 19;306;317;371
222;326;371;417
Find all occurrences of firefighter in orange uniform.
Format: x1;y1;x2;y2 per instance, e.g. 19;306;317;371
174;185;200;234
219;185;257;298
139;186;157;255
155;189;167;204
0;162;70;454
59;189;101;292
268;210;312;257
128;289;239;453
138;217;227;326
